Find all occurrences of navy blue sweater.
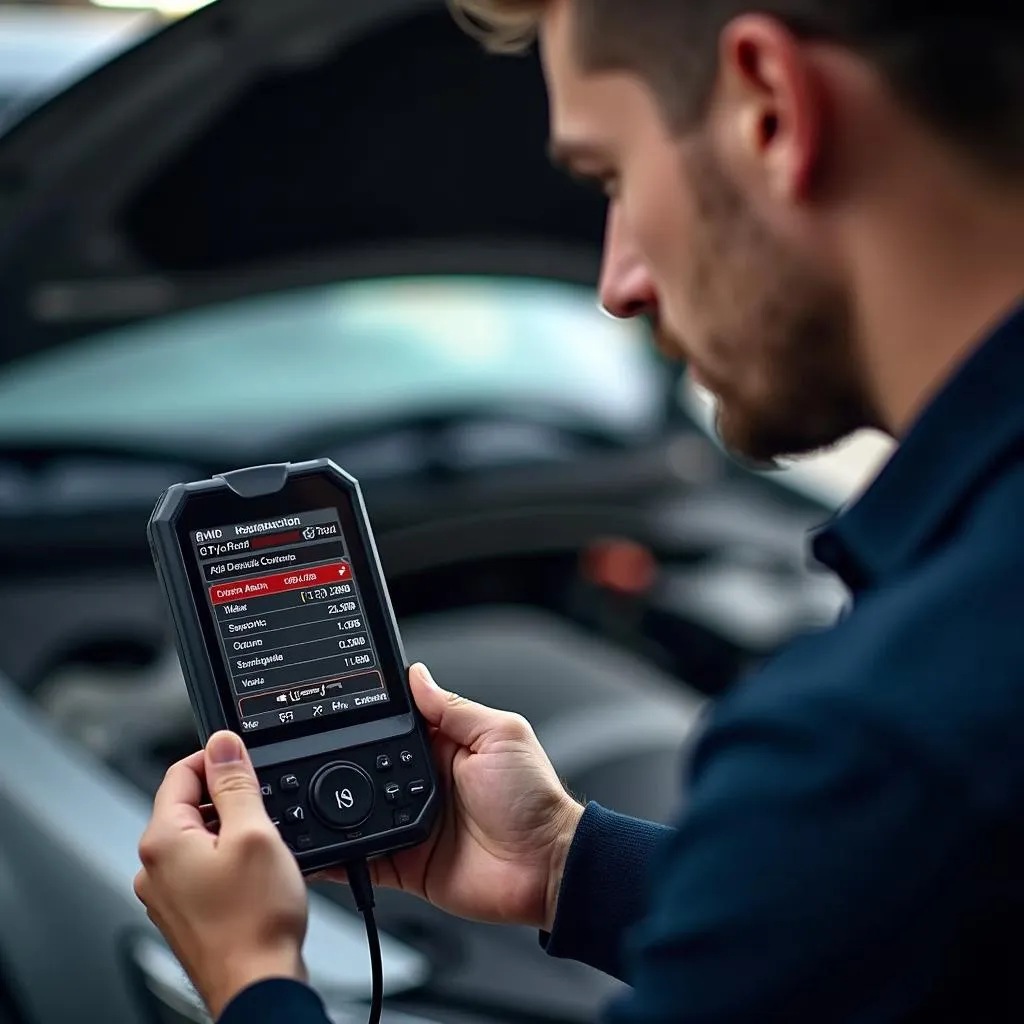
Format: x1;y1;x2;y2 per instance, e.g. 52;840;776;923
220;298;1024;1023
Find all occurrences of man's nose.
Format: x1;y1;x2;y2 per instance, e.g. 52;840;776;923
598;205;658;320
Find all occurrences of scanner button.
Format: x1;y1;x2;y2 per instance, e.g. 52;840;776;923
310;763;374;829
407;779;427;798
376;754;392;771
295;834;314;850
384;783;402;803
394;809;414;827
280;774;301;792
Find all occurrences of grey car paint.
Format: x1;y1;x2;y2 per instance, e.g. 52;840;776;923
0;666;433;1024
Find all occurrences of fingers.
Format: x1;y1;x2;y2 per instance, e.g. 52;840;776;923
139;750;215;881
149;750;209;836
203;732;271;839
152;750;205;811
307;869;344;884
200;803;221;834
409;663;504;749
309;858;386;889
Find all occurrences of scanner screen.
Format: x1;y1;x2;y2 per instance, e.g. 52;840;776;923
191;508;390;738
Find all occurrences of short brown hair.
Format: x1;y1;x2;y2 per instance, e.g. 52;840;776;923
447;0;1024;178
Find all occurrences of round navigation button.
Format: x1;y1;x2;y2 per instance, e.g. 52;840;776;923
310;763;374;829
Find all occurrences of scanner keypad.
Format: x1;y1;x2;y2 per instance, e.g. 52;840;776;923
256;737;432;856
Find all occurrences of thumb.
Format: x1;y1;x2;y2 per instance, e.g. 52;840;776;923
204;731;267;835
409;663;498;748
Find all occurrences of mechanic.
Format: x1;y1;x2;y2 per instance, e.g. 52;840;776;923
133;1;1024;1021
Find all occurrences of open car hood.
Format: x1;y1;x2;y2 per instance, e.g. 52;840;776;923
0;0;607;367
0;0;891;503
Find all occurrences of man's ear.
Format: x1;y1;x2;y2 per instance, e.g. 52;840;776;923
712;14;824;202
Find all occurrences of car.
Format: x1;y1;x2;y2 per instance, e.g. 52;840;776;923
0;2;888;1022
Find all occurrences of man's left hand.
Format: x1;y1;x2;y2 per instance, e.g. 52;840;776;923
134;731;309;1019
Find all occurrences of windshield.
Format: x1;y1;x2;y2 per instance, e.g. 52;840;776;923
0;7;156;128
0;276;666;449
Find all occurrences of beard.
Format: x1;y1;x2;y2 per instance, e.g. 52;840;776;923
659;140;875;467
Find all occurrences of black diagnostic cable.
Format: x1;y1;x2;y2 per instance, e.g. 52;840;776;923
346;859;383;1024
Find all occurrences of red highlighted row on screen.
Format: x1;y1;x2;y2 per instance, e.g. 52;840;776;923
209;561;352;605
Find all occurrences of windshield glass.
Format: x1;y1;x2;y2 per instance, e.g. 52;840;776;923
0;276;665;448
0;7;156;128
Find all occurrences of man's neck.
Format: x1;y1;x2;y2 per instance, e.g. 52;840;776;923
847;166;1024;437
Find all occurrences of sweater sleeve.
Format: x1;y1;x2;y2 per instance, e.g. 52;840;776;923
217;978;332;1024
541;802;674;980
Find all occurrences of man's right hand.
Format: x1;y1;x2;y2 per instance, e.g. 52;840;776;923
320;664;584;932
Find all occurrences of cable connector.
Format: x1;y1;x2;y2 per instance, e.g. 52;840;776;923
347;858;376;914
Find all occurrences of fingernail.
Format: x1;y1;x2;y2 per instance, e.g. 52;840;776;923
208;732;243;764
414;663;437;688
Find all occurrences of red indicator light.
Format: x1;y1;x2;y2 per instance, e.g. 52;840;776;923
249;530;303;549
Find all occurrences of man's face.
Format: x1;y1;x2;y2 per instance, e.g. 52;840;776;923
539;0;871;464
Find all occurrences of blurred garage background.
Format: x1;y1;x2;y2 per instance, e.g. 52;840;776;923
0;2;896;1023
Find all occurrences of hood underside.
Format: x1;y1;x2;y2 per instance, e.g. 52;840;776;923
0;0;607;366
